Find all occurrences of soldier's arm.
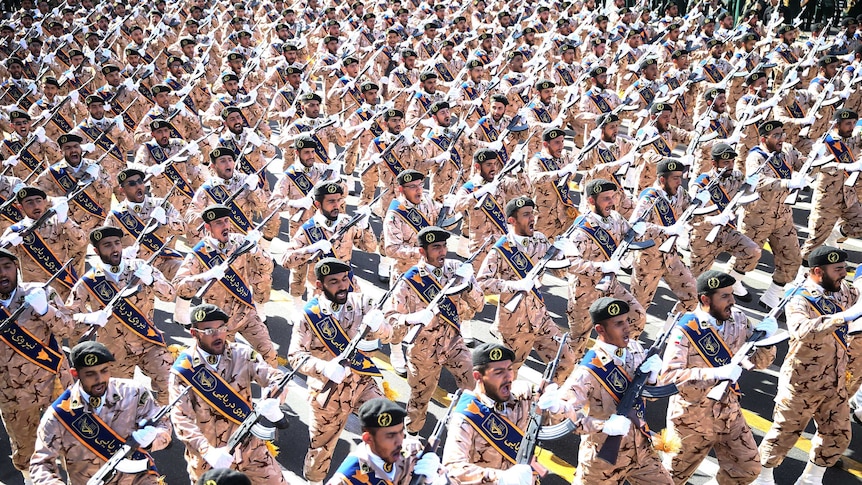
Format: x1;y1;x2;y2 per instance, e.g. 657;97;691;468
172;254;207;298
660;326;719;386
165;201;187;236
248;242;275;291
475;246;507;295
132;384;172;452
351;225;378;254
451;184;475;213
29;412;67;485
745;151;783;191
382;279;415;343
286;312;331;383
566;232;603;276
39;139;62;161
144;260;176;301
382;216;421;262
440;413;510;484
168;372;211;456
61;219;88;256
786;295;847;339
741;314;777;369
559;367;605;434
32;285;76;340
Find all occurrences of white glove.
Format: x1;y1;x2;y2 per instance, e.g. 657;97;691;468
499;463;533;485
200;262;227;282
362;308;384;332
725;132;741;146
601;259;621;274
744;173;761;186
147;163;165;177
706;212;732;226
709;363;742;382
405;308;435;324
442;193;457;209
758;97;779;111
537;383;568;413
557;162;577;177
322;357;349;384
289;195;314;210
244;229;262;246
1;231;23;247
245;130;263;147
307;239;333;255
786;174;806;190
122;243;140;260
488;140;504;152
131;425;159;449
379;76;389;86
24;288;49;316
631;221;647;236
355;205;372;230
33;126;46;143
507;277;535;293
76;309;111;327
3;154;18;167
80;143;96;155
662;223;685;237
402;133;416;146
552;237;573;254
451;263;473;281
755;316;778;338
602;414;632;436
84;164;100;179
185;140;201;157
203;446;234;469
113;115;126;131
693;190;711;205
801;115;817;126
243;173;260;190
843;161;862;173
133;264;154;286
284;106;297;119
413;452;441;481
471;180;498;199
638;354;662;383
256;397;284;422
145;205;166;225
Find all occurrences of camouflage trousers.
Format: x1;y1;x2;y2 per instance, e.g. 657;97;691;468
2;396;56;470
631;250;697;315
495;301;576;385
736;202;801;285
102;339;173;406
689;223;761;276
187;437;287;485
800;185;862;261
303;376;382;482
226;309;277;367
567;279;647;359
575;431;673;484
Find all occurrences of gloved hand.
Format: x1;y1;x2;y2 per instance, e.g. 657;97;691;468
246;129;263;147
552;237;573;254
3;154;19;167
288;195;314;210
600;259;621;274
52;196;69;223
413;452;441;482
455;264;473;280
442;193;457;209
131;425;159;449
709;363;742;382
185;140;201;157
784;174;806;190
725;132;741;146
1;231;23;247
744;173;761;186
113;115;126;131
602;414;632;436
405;308;435;324
322;357;348;384
355;205;372;230
706;212;732;226
557;162;577;177
537;383;569;413
801;115;817;126
638;354;662;383
24;288;49;316
133;264;154;286
402;132;416;146
379;76;389;86
80;142;96;153
33;126;46;143
203;446;234;469
284;106;297;119
84;164;100;179
244;229;262;246
757;96;779;111
507;277;535;293
693;189;711;205
362;308;385;332
307;239;333;255
662;223;685;237
755;315;778;338
488;140;504;152
498;463;533;485
243;173;260;190
150;206;167;225
200;262;227;282
631;221;647;236
471;180;499;199
147;163;165;177
76;309;111;327
256;397;285;422
122;243;140;260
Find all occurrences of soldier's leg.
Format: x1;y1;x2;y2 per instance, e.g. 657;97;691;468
236;314;278;367
138;344;174;406
290;262;309;300
1;403;44;471
759;391;822;468
688;228;718;276
724;229;762;273
566;285;596;360
531;313;576;384
808;387;851;467
625;444;674;485
768;212;803;285
359;162;380;207
712;412;761;485
668;418;717;484
442;337;476;390
610;283;647;339
631;251;664;311
237;440;288;485
576;434;657;484
663;254;698;311
799;187;841;261
156;257;182;281
404;342;444;434
838;199;862;240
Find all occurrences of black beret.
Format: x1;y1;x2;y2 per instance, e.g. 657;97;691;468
167;56;182;66
15;186;45;201
101;64;121;75
650;102;672;114
508;50;524;60
497;11;511;18
384;109;404;120
491;94;509;105
639;58;658;70
474;148;498;164
202;204;232;223
196;468;251;485
819;55;839;67
757;120;783;136
343;57;359;67
190;303;230;325
149;118;173;131
560;44;576;53
117;168;145;185
68;49;84;58
440;40;455;48
294;135;318;150
425;21;441;30
472;342;515;366
543;128;565;141
744;70;766;85
596;113;620;128
284;66;303;75
538;5;551;12
535;79;556;90
125;48;141;56
416;226;450;246
397;8;410;15
523;27;536;35
706;38;722;48
657;158;686;175
314;257;351;279
180;37;195;47
589;297;630;323
401;49;418;58
360;82;379;93
705;87;725;101
70;341;115;369
702;17;716;25
323;35;338;44
585;178;617;196
808;245;847;267
590;38;605;47
429;101;449;114
150;84;172;95
667;23;681;31
420;71;438;82
696;270;736;293
301;92;323;103
89;226;124;245
0;247;16;262
397;169;424;185
313;181;344;198
237;30;252;39
743;32;759;42
835;108;859;121
58;133;83;146
777;24;795;35
479;32;493;40
505;196;535;217
362;13;376;20
282;44;299;53
209;147;237;163
221;106;242;120
589;65;607;77
842;17;859;27
467;59;484;69
9;110;29;121
226;52;245;62
358;398;406;428
221;73;240;83
43;77;60;88
711;142;737;160
85;94;105;106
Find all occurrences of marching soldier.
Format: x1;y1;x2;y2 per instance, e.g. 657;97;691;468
94;64;147;134
0;110;61;180
662;271;777;484
287;258;394;485
27;76;79;142
214;106;277;197
71;94;134;188
135;84;207;145
278;92;345;166
169;304;289;484
31;342;172;485
580;113;636;219
422;101;474;203
632;103;693;192
528;127;579;238
173;204;277;366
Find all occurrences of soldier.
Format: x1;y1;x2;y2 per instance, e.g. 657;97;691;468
578;65;620;130
755;247;862;485
1;186;85;300
580;113;636;219
70;94;134;188
476;195;576;381
0;247;73;483
0;110;61;180
327;398;444;485
537;298;672;484
104;167;187;280
632;103;693;193
384;227;484;435
68;226;175;405
214;106;278;201
527;127;579;238
662;271;777;484
287;258;394;485
406;71;446;126
174;204;277;366
735;121;804;310
422;101;474;203
135;84;207;145
169;304;289;484
27;76;78;142
342;81;385;207
94;64;146;134
278;92;345;166
31;342;172;485
385;48;420;113
441;343;533;484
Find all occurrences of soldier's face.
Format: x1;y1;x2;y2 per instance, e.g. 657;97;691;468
422;78;438;94
316;193;342;221
0;258;17;295
660;173;682;196
712;94;727;114
12;118;29;137
207;217;232;243
476;158;500;182
815;263;847;292
105;71;121;86
823;63;838;78
601;122;619;142
420;241;447;268
96;237;124;266
7;63;22;79
169;63;182;76
73;363;111;397
19;195;46;219
303;101;320;118
544;137;564;158
713;157;734;173
213;155;235;179
154;92;170;108
363;89;379;105
675;55;690;69
88;102;106;120
593;74;608;90
44;84;58;98
193;320;228;355
154;127;171;146
474;360;513;403
224;80;239;97
288;73;301;89
61;142;83;166
643;64;658;81
838;119;856;138
399;180;423;204
298;148;316;167
539;87;553;104
590;191;616;217
508;207;535;236
702;286;735;321
761;129;785;152
433;110;450;127
386;117;403;133
596;314;630;348
122;175;146;203
318;272;350;304
490;102;506;120
226;113;245;134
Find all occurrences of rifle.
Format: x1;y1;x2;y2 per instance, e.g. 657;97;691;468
702;165;768;243
657;168;727;253
433;122;468;169
595;201;658;292
87;385;191;485
403;236;493;344
515;333;568;474
705;278;801;401
142;134;209;184
226;356;309;453
359;103;436;177
306;188;389;261
194;159;274;233
797;73;840;139
193;204;285;301
0;258;74;333
785;121;837;205
597;311;682;464
408;389;464;485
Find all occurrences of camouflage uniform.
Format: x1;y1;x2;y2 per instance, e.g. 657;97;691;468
187;173;269;240
382;194;441;280
527;150;579;238
422;125;475;203
133;138;209;214
326;442;419;485
364;132;432;213
34;158;114;235
70;117;134;186
0;131;61;180
580;138;636;219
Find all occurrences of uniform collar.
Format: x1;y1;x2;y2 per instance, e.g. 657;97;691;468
595;339;626;366
98;260;125;281
0;287;17;308
366;446;397;480
694;305;724;331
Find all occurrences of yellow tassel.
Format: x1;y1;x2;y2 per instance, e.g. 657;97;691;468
277;355;289;367
382;381;398;400
167;344;186;360
847;370;854;386
157;475;166;485
653;428;682;455
265;440;279;458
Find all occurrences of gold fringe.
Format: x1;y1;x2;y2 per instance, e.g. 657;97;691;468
847;370;854;386
265;440;279;458
382;381;398;400
167;344;186;360
157;475;167;485
653;428;682;455
277;355;289;367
